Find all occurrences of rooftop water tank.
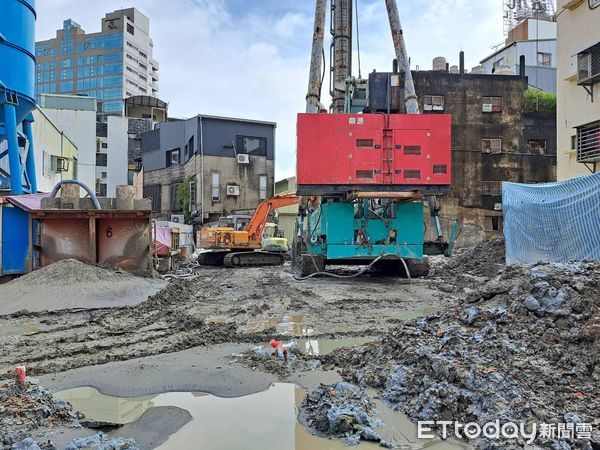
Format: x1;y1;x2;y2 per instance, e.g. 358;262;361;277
433;56;447;71
470;65;487;74
0;0;37;194
449;65;459;74
494;65;514;75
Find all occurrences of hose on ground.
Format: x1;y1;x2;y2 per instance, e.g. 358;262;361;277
293;253;411;281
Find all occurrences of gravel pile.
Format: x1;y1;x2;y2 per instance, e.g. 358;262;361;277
324;261;600;449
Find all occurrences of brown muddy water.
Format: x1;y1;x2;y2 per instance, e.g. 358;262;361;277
56;384;469;450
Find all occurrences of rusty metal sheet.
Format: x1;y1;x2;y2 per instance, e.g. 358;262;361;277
97;218;151;272
40;218;92;266
6;193;49;211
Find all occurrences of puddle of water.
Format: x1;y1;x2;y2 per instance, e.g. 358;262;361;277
56;384;469;450
393;307;441;321
302;336;375;356
0;322;42;337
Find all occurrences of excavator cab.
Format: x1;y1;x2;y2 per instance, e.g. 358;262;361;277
262;223;289;253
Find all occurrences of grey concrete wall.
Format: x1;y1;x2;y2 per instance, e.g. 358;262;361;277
412;71;556;212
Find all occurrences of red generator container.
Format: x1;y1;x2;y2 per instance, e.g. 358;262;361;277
296;113;451;196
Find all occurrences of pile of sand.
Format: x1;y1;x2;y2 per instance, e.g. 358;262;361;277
0;259;165;315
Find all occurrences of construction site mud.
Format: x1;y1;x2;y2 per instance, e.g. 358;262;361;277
1;248;598;449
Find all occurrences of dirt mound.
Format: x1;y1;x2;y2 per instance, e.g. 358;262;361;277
442;238;506;278
11;259;134;286
325;261;600;449
298;382;389;447
0;260;165;315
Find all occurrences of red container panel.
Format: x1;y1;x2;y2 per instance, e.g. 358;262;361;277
297;113;451;194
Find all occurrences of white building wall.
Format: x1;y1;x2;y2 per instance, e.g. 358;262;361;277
556;0;600;180
42;108;96;190
106;116;129;197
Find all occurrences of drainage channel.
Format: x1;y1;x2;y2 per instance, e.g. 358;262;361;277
55;384;469;450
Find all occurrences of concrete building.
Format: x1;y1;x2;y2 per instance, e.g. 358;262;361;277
141;115;276;223
556;0;600;179
31;107;79;193
38;94;97;190
480;18;557;92
409;59;556;245
35;8;159;119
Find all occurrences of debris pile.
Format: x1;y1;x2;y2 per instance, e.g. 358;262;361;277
325;261;600;449
298;382;390;447
0;380;80;449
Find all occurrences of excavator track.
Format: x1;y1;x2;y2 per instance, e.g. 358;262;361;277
223;251;285;268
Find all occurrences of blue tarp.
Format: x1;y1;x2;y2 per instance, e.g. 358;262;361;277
503;173;600;265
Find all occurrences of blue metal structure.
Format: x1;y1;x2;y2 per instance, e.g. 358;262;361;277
0;0;38;194
0;201;30;275
306;200;424;260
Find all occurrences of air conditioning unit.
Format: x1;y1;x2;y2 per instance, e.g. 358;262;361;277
170;214;185;224
236;153;250;164
51;156;70;172
226;185;240;196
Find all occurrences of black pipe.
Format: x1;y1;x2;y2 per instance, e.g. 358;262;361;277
393;58;398;74
459;51;465;75
519;55;526;77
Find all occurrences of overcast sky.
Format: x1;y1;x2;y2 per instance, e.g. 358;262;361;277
36;0;505;180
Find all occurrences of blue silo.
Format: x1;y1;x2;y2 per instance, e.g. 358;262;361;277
0;0;37;194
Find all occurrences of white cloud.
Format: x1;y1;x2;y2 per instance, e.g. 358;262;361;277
35;0;506;181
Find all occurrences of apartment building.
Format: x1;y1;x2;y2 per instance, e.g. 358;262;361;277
556;0;600;179
141;115;276;223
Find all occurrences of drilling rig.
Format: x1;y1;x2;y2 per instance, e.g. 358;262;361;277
293;0;454;277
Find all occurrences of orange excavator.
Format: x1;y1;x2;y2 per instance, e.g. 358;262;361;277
196;193;299;267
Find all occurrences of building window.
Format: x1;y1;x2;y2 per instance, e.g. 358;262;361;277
576;120;600;163
96;153;107;167
527;139;547;155
259;175;268;200
171;183;182;212
101;142;108;149
42;152;51;178
189;178;196;210
98;183;107;197
485;216;503;231
127;24;134;35
571;135;577;149
166;149;179;167
423;95;444;111
236;135;267;156
482;138;502;154
577;43;600;86
482;181;502;196
143;184;161;212
537;52;552;67
482;96;502;113
211;172;220;202
101;172;107;179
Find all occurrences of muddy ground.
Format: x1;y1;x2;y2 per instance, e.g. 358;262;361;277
3;240;597;449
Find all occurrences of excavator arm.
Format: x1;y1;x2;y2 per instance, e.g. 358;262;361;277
245;193;299;243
